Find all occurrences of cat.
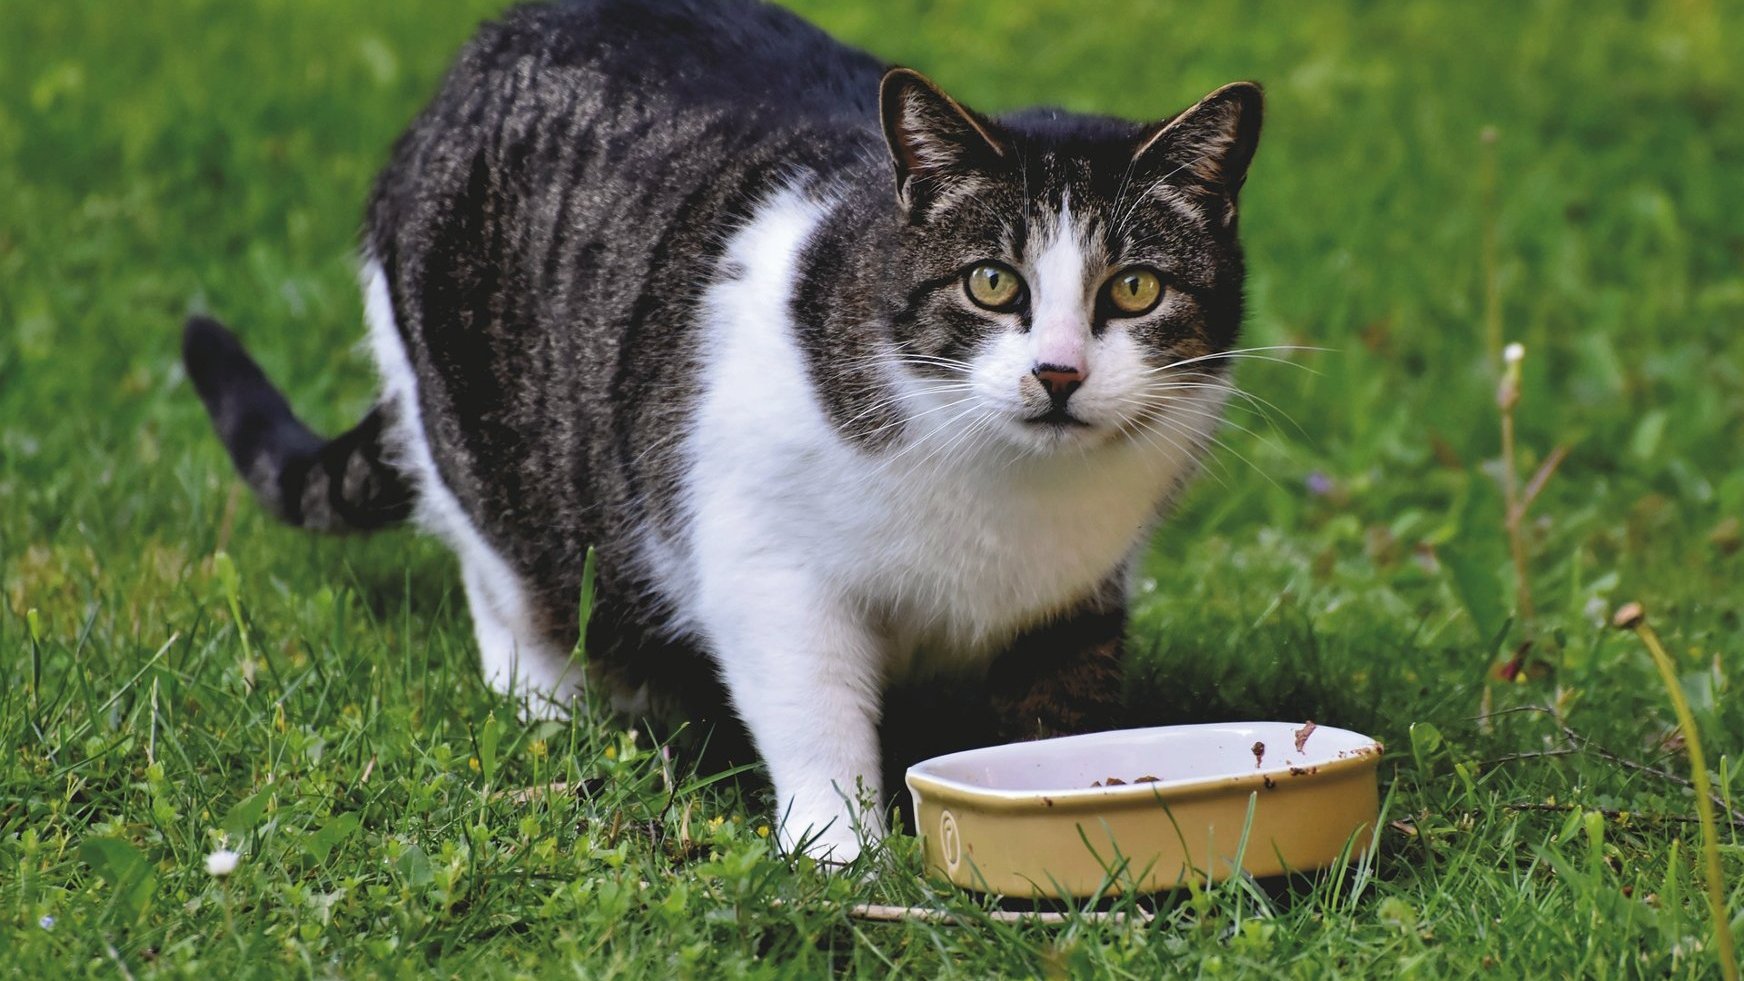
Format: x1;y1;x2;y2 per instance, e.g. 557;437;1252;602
183;0;1262;863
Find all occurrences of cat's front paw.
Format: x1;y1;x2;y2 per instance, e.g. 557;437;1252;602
782;823;865;866
775;793;884;867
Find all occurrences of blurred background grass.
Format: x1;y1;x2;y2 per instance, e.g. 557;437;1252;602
2;0;1741;974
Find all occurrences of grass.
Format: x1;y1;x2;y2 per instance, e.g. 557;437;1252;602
2;0;1742;974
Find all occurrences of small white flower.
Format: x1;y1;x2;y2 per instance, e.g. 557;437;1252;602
205;848;240;877
1584;595;1609;628
1503;342;1525;365
38;914;54;930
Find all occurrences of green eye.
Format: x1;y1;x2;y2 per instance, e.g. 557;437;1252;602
964;262;1024;311
1106;267;1164;315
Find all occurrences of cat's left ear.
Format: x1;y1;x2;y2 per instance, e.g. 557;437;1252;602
1134;82;1263;208
879;67;1008;212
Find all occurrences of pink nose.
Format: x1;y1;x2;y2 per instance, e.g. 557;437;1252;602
1033;363;1085;404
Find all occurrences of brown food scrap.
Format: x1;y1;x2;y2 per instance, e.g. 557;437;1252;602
1262;775;1277;790
1293;720;1318;753
1252;741;1266;768
1092;776;1156;787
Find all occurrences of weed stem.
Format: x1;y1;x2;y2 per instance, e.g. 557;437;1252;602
1498;344;1533;621
1621;605;1738;981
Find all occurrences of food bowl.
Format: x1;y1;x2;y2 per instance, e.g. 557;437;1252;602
904;721;1383;897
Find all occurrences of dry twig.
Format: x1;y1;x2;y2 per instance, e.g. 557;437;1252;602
1475;709;1743;830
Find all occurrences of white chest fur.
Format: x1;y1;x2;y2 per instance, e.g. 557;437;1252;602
663;188;1210;683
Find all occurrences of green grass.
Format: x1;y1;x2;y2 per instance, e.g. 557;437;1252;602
3;0;1742;974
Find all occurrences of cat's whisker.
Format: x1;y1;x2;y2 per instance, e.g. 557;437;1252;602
1108;391;1219;442
933;408;1002;469
838;371;972;400
1113;390;1248;482
1142;376;1309;440
834;379;979;423
1143;345;1332;377
1170;352;1321;375
1115;392;1281;453
878;399;990;469
896;417;978;479
916;415;990;474
894;358;977;376
854;399;990;445
843;391;983;443
918;404;1005;473
1138;393;1283;445
1139;374;1282;419
954;413;1009;470
1146;411;1281;491
1123;415;1232;489
844;348;977;369
1149;363;1308;411
1130;415;1235;488
840;352;977;376
837;398;970;445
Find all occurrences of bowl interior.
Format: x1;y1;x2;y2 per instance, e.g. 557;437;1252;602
908;721;1378;798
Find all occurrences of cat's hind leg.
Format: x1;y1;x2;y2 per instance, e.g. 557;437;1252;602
460;559;585;719
360;257;582;718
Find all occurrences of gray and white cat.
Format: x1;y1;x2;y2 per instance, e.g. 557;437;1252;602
184;0;1262;862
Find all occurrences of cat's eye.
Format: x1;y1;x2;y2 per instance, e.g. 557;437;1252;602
1104;267;1165;316
964;262;1025;311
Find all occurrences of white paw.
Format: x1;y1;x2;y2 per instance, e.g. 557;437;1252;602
776;793;884;866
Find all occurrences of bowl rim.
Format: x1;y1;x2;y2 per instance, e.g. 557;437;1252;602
905;721;1384;814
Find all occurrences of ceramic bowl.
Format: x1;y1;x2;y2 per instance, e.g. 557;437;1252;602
904;721;1383;897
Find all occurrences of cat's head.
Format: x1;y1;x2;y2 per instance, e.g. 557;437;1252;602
876;69;1261;456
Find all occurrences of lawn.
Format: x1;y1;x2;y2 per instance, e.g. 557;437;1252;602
3;0;1742;975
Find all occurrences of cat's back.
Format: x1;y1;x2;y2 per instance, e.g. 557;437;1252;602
455;0;880;123
363;0;888;638
369;0;886;264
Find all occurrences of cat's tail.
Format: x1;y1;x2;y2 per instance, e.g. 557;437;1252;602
182;315;414;533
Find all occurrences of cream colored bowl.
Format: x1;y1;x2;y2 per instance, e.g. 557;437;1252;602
904;722;1383;897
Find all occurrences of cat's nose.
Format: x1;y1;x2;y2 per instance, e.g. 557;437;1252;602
1032;363;1085;406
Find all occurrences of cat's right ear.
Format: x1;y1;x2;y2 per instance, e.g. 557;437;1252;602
879;67;1007;213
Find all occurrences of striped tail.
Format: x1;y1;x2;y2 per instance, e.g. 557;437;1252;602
182;315;414;533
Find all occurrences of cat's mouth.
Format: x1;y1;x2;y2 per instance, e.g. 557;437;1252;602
1023;406;1091;428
